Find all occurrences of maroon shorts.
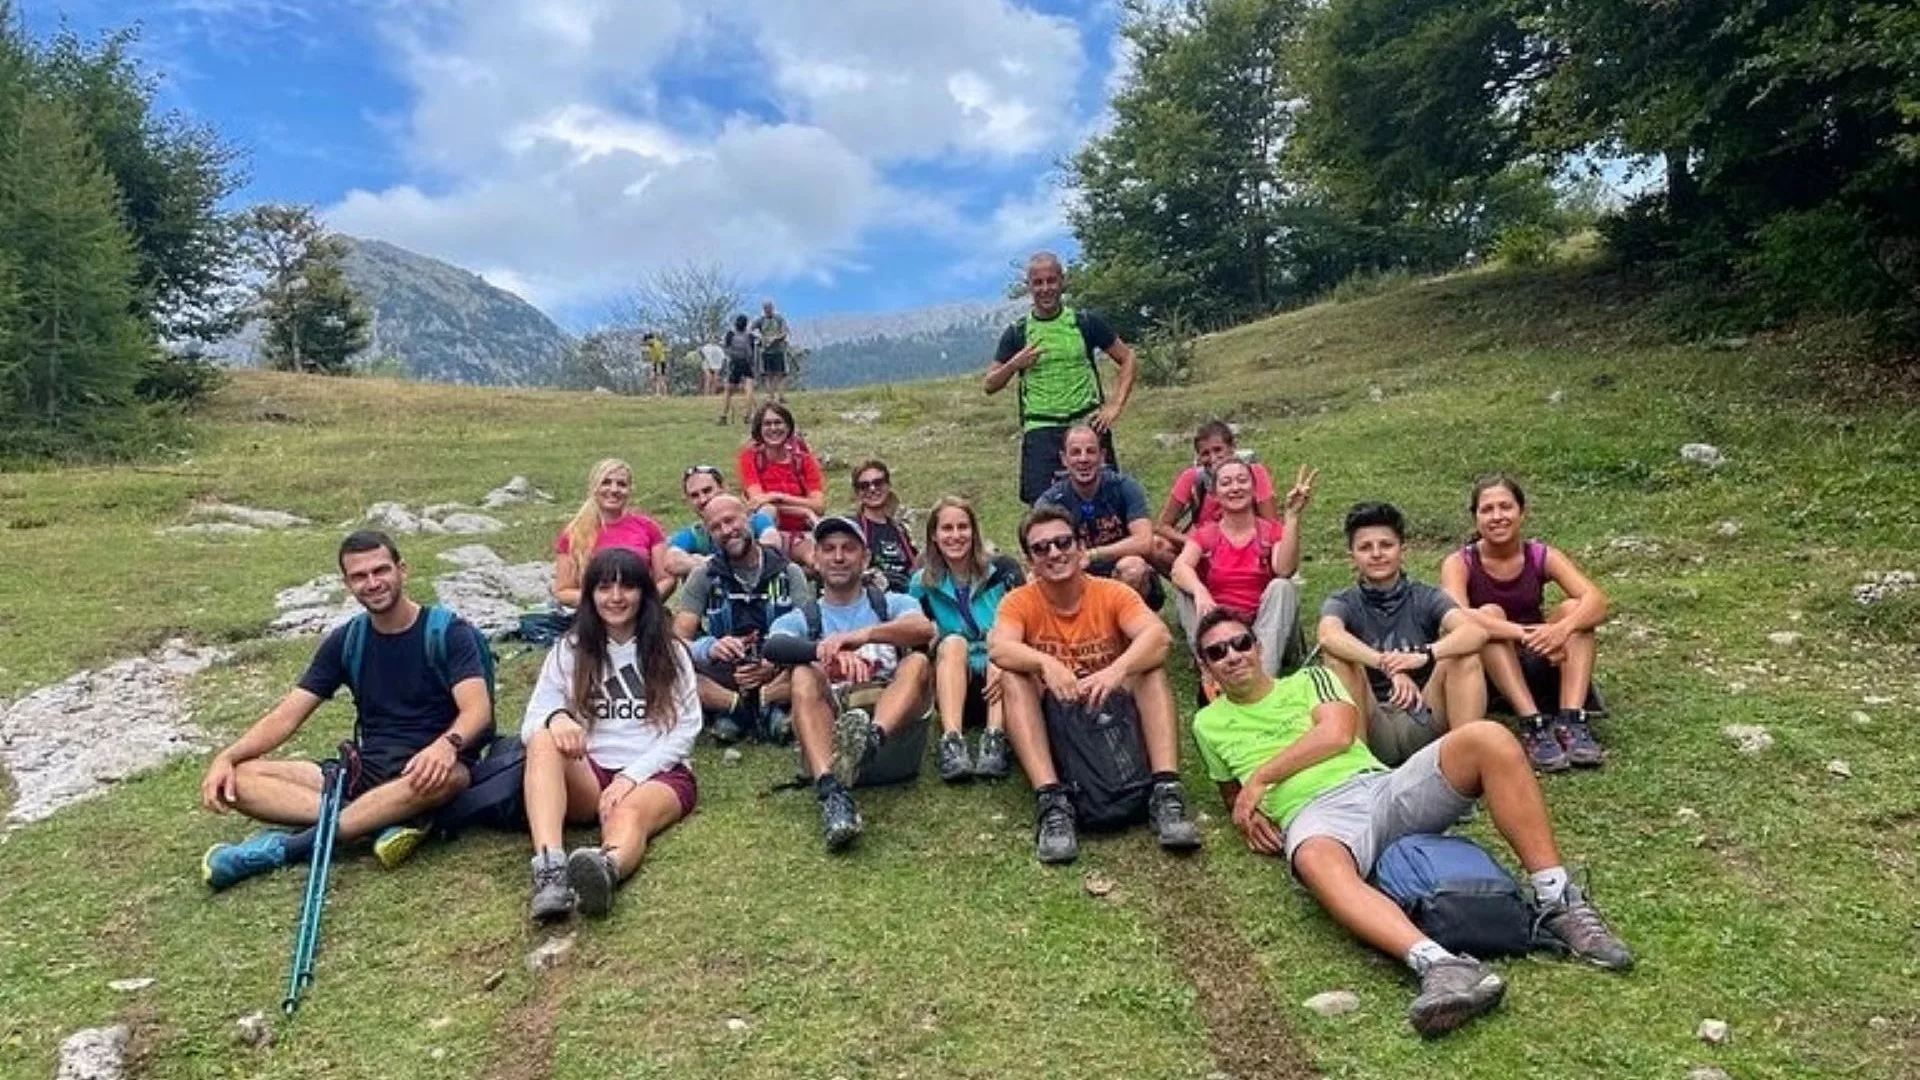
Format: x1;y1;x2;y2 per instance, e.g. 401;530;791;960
586;759;699;817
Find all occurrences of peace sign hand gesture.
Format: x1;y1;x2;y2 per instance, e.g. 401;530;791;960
1283;465;1319;518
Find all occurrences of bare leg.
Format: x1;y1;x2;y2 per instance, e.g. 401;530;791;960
697;675;739;712
1127;668;1181;773
1475;604;1541;716
1114;556;1157;602
227;759;324;826
872;652;933;735
334;766;470;842
1547;601;1597;711
1292;838;1427;958
524;728;602;854
599;781;686;880
1000;672;1057;787
1435;722;1561;871
934;636;972;735
1427;654;1486;730
790;664;836;778
1147;537;1181;577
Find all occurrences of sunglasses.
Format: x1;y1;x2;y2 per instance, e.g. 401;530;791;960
683;465;723;481
1026;534;1078;557
1199;632;1257;663
855;477;889;491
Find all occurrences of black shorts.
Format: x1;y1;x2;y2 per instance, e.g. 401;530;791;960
1487;651;1606;716
694;656;744;691
651;361;668;377
1019;423;1117;505
726;356;755;386
336;735;475;799
760;349;788;376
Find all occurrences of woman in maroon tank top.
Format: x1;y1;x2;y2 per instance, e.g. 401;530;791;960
1440;474;1611;773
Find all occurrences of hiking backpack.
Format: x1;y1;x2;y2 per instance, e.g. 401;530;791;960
1041;690;1153;830
1371;833;1536;958
340;604;497;707
799;583;892;640
702;545;800;641
1182;449;1260;527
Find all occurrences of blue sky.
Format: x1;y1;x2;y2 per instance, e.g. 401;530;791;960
29;0;1124;328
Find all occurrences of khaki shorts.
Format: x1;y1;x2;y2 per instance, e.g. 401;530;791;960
1283;739;1473;877
1365;700;1443;767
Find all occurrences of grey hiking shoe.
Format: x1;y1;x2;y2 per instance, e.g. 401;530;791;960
829;707;877;788
1148;780;1202;852
819;783;863;852
567;846;619;917
1536;882;1633;970
937;731;974;783
1555;709;1605;768
529;851;574;922
1520;716;1570;772
1034;789;1079;865
973;728;1010;779
1408;955;1506;1037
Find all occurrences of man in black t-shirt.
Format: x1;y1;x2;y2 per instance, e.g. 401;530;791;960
198;530;493;890
1315;503;1490;766
984;252;1139;504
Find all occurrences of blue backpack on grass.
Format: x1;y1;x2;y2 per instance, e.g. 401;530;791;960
1371;833;1537;958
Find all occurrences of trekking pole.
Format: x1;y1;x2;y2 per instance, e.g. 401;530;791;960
283;760;347;1015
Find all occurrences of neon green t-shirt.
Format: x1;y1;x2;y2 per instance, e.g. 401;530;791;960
1192;668;1384;826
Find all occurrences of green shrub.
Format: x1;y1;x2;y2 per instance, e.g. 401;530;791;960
1328;266;1415;304
1489;225;1556;268
1743;205;1897;323
1135;309;1200;388
135;351;227;404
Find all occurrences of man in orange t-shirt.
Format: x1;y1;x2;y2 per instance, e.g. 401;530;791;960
989;504;1201;865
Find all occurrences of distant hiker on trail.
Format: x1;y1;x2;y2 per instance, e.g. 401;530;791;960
1154;421;1280;555
522;547;700;922
1188;607;1632;1038
644;331;669;397
755;299;791;403
984;251;1138;505
763;515;936;852
552;459;673;609
987;505;1201;865
738;402;826;567
671;494;810;743
662;464;781;579
1169;458;1313;678
1034;424;1165;609
199;530;491;890
908;496;1023;783
1440;474;1611;772
1316;502;1490;767
847;458;916;592
699;339;726;397
719;314;759;425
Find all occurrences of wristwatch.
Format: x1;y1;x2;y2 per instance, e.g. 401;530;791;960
442;732;466;751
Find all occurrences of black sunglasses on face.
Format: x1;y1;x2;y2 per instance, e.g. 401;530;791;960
1200;632;1257;663
856;477;888;491
1026;534;1077;557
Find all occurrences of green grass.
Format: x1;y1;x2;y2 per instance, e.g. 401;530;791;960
2;261;1917;1078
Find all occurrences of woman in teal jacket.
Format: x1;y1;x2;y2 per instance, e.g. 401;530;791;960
909;496;1024;783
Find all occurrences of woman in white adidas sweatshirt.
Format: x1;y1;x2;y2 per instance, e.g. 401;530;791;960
521;547;701;921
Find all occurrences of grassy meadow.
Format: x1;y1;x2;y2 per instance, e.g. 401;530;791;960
0;263;1915;1079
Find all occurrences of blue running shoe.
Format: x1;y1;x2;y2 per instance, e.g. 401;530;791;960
201;829;289;891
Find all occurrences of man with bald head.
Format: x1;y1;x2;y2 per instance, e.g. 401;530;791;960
672;493;812;741
985;251;1139;505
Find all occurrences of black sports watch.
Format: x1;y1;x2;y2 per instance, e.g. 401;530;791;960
442;732;466;751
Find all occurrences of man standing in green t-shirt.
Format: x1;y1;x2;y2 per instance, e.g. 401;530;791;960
754;299;791;403
1188;607;1633;1039
984;252;1139;505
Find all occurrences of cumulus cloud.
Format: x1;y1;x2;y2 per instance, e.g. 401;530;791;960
323;0;1094;313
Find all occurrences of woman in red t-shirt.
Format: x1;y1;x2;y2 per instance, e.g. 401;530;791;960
738;403;826;567
552;458;672;608
1170;459;1315;678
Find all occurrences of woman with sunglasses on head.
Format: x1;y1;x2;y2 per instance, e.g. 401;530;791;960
738;403;826;567
522;547;701;923
908;496;1025;782
662;465;782;579
848;459;917;592
553;458;674;609
1169;459;1316;682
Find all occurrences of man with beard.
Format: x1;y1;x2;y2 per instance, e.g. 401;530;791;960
672;494;812;743
985;252;1139;505
198;531;492;889
662;465;781;579
1035;423;1167;607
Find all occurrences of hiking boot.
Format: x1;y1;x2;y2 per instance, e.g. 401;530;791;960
1148;780;1202;851
937;731;974;783
762;705;793;744
1519;716;1570;773
201;829;288;891
528;851;574;921
711;712;747;744
819;783;863;852
567;846;619;917
1555;709;1605;768
1034;789;1079;865
973;729;1011;780
372;824;427;870
829;707;877;788
1407;955;1506;1037
1535;882;1634;970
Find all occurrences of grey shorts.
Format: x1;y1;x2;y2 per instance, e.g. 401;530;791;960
1365;699;1443;767
1283;739;1473;877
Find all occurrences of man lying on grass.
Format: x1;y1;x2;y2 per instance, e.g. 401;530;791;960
199;530;492;889
1189;607;1631;1037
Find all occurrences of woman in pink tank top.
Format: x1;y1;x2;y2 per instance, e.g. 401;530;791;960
1440;474;1611;773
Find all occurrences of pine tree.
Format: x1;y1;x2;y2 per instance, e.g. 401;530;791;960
237;204;370;374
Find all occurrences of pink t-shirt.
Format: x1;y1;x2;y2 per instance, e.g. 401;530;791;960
1168;463;1274;527
1192;517;1286;614
554;512;665;567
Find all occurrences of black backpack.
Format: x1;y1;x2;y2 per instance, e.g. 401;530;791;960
1041;689;1152;830
431;736;527;838
1371;833;1536;958
800;583;891;639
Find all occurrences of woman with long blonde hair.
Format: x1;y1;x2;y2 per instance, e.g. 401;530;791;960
907;496;1024;782
551;458;673;608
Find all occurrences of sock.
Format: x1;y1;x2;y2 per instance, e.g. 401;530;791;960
278;828;314;863
1531;865;1570;905
1557;707;1586;724
1034;781;1064;798
1405;938;1452;976
531;847;564;871
1517;712;1545;727
815;773;844;798
1151;770;1181;787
